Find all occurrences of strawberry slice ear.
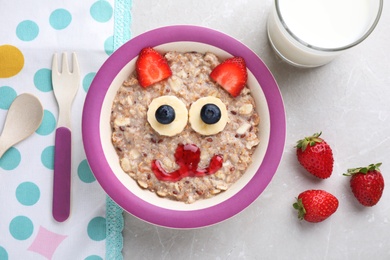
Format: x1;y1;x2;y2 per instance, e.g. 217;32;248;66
210;57;247;97
136;47;172;88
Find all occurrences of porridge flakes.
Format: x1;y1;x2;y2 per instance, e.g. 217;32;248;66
110;51;260;204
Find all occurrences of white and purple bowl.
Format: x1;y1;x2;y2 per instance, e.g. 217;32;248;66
82;25;286;229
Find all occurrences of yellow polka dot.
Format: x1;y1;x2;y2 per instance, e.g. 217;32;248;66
0;45;24;78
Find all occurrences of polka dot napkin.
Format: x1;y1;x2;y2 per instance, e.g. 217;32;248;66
0;0;132;259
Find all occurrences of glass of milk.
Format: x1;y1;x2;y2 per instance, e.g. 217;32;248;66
267;0;383;68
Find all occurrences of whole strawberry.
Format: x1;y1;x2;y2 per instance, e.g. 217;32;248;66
293;190;339;223
296;132;334;179
344;163;385;207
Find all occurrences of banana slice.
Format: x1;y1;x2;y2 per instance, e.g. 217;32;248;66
189;96;228;136
147;96;188;136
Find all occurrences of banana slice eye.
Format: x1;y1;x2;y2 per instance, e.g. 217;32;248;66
189;97;228;136
147;96;188;136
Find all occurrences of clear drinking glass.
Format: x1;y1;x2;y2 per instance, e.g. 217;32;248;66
267;0;383;68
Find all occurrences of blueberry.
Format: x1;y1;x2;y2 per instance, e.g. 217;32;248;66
200;104;221;124
155;105;175;124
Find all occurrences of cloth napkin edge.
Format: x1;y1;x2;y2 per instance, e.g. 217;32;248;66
106;0;133;259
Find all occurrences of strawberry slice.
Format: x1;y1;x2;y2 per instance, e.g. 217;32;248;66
136;47;172;88
210;57;247;97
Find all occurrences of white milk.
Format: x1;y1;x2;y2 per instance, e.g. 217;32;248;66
267;0;382;67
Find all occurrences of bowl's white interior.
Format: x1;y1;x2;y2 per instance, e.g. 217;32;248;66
100;42;270;211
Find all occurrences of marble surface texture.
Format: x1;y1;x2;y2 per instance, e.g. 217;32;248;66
123;1;390;259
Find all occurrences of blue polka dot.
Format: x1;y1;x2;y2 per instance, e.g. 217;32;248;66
85;256;103;260
9;216;34;240
50;9;72;30
16;182;40;206
41;146;54;170
78;159;96;183
36;110;56;136
104;36;114;56
90;0;113;23
34;68;52;92
87;217;106;241
16;20;39;41
0;147;21;170
83;72;96;92
0;86;17;110
0;246;8;260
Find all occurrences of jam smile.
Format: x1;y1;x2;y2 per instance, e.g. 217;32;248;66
151;143;223;182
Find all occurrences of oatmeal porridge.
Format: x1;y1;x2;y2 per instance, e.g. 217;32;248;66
110;50;260;204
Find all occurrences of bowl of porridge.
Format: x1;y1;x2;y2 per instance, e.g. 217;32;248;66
82;25;286;228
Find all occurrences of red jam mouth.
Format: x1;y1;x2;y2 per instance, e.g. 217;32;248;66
151;143;223;182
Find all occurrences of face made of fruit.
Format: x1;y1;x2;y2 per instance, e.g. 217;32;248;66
146;95;229;181
112;50;259;191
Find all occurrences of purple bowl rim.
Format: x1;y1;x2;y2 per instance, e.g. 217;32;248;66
82;25;286;229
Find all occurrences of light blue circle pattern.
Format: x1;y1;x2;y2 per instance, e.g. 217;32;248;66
41;146;54;170
36;110;56;136
0;246;8;260
9;216;34;240
50;9;72;30
5;0;113;256
34;68;52;92
90;0;113;23
85;255;103;260
0;86;17;110
87;217;106;241
16;182;40;206
104;36;114;55
78;159;96;183
0;147;21;170
16;20;39;41
83;72;96;92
